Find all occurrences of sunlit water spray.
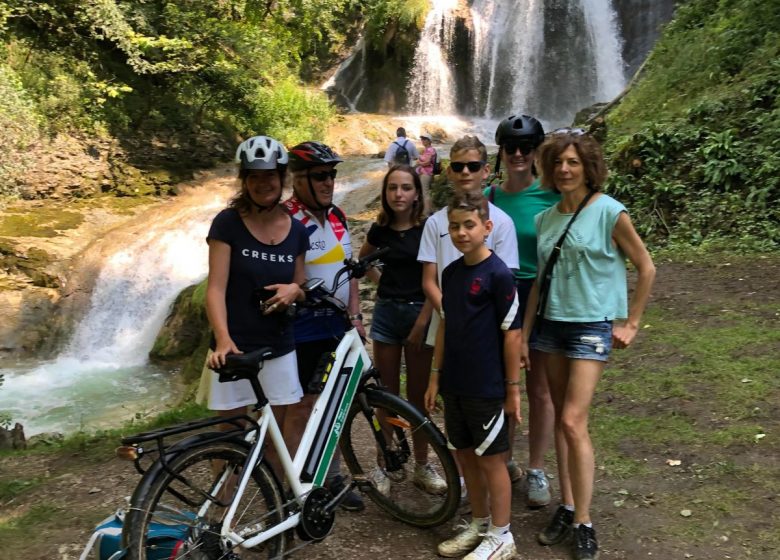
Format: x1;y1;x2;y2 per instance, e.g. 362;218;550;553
0;187;230;435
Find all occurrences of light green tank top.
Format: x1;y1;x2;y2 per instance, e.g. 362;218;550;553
535;194;628;321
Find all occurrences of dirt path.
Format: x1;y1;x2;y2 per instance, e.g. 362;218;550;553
1;255;778;559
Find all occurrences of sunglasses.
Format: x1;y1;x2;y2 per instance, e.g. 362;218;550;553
552;127;587;136
502;141;535;155
450;161;486;173
309;169;338;181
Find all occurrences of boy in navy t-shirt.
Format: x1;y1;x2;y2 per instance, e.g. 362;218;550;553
425;190;523;560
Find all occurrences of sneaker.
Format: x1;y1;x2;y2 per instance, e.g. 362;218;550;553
525;468;551;508
463;534;517;560
327;474;365;512
369;466;391;496
437;521;485;557
413;463;448;495
507;460;524;484
573;525;599;560
538;505;574;545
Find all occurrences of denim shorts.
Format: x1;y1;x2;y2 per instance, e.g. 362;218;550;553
531;319;613;361
369;299;426;345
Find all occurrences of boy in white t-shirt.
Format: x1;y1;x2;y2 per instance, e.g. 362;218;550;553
418;135;519;346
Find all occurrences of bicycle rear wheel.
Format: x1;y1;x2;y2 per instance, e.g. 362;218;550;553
124;440;285;559
340;387;459;528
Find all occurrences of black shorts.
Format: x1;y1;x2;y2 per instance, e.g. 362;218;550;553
442;394;509;456
296;338;340;394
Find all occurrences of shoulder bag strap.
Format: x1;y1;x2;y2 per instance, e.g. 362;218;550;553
534;190;596;333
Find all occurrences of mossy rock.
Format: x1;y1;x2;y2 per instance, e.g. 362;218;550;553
150;280;209;362
0;210;84;238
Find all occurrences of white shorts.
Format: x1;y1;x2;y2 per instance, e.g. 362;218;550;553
196;350;302;410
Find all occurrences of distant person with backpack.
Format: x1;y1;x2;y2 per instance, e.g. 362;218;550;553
384;127;419;167
416;131;438;213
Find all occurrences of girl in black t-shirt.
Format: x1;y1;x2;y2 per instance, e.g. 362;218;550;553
358;164;446;495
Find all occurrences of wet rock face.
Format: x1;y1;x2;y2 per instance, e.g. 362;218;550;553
613;0;677;76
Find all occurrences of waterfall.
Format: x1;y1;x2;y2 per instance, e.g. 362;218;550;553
471;0;625;124
471;0;545;119
0;186;229;434
407;0;625;126
407;0;459;114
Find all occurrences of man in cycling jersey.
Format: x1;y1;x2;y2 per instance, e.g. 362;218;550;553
283;141;366;511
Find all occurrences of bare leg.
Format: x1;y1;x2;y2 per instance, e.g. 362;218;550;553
403;340;434;464
476;452;512;526
527;349;554;469
457;448;488;519
545;353;573;506
560;358;603;524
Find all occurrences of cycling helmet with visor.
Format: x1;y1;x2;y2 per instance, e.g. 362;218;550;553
289;141;343;210
494;114;545;174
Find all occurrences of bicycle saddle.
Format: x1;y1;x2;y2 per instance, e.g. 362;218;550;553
213;347;274;382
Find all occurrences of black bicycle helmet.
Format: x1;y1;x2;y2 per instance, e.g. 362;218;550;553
289;141;343;211
288;141;343;172
494;114;545;148
235;135;288;170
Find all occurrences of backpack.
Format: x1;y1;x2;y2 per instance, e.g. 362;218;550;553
80;508;194;560
431;151;442;175
393;140;411;165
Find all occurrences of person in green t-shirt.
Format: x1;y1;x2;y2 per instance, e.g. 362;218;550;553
486;114;560;509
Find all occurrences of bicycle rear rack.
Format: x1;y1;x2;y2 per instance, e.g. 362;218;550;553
118;414;257;476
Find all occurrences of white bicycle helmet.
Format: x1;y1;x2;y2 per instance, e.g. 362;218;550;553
235;136;289;170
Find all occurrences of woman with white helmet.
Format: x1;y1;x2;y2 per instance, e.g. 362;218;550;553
201;135;309;440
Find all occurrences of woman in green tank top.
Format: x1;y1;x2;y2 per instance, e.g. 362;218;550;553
488;114;560;507
520;130;656;560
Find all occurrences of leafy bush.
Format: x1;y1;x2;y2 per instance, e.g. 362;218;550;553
0;62;40;195
251;79;335;146
605;0;780;251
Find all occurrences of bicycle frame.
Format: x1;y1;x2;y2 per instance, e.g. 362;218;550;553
216;325;371;551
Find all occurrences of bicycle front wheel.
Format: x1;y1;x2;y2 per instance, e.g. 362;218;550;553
124;440;285;560
340;387;459;528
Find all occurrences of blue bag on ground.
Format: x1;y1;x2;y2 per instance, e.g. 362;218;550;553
80;508;193;560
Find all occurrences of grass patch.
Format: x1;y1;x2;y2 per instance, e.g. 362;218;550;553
0;503;59;534
0;478;41;501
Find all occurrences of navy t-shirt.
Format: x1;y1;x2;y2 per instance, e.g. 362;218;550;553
440;252;521;399
366;222;426;302
207;208;309;354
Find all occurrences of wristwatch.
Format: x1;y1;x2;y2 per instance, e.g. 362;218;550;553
349;313;363;321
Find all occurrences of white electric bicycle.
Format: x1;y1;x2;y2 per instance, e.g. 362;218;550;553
115;250;460;559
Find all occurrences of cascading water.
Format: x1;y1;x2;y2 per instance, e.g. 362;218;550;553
409;0;626;126
407;0;459;114
0;187;230;435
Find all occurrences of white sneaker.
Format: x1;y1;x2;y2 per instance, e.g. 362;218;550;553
437;521;485;558
413;463;447;495
463;534;517;560
369;466;391;496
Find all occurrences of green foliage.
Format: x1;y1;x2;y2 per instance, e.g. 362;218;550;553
605;0;780;250
0;62;40;195
364;0;429;50
253;79;335;146
0;0;372;151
